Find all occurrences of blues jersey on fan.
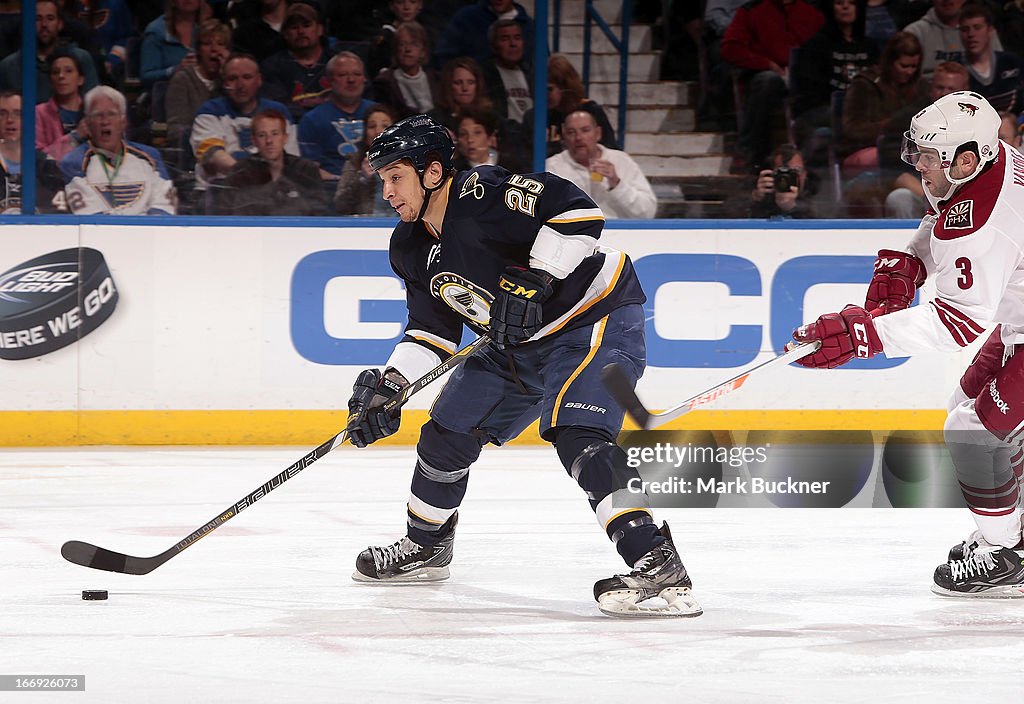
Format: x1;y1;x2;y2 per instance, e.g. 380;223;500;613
384;164;648;442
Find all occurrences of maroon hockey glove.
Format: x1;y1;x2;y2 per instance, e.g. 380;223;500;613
346;368;407;447
791;305;883;369
490;266;554;349
865;249;925;314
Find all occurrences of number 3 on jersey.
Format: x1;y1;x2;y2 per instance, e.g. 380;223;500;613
505;174;544;216
955;256;973;290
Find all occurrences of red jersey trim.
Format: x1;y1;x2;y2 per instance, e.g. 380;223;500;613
933;144;1008;241
931;297;984;346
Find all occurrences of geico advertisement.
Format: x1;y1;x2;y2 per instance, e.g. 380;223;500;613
0;223;982;412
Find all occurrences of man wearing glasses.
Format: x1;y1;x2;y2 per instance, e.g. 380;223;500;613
58;86;176;214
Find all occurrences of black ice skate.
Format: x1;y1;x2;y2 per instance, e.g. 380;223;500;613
593;522;702;617
352;514;457;583
946;530;995;562
932;546;1024;598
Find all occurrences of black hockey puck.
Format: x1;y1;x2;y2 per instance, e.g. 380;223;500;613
82;590;108;600
0;247;118;360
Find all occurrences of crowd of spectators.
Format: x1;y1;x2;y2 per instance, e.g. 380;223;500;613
708;0;1024;218
9;0;1024;219
0;0;573;216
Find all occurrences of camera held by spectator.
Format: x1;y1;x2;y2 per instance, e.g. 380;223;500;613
744;143;816;218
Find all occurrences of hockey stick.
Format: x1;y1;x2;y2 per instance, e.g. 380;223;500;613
61;335;491;575
601;340;821;430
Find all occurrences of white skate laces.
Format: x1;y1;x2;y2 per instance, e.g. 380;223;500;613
372;537;422;571
949;550;998;582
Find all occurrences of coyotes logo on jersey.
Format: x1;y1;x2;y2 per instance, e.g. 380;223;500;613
958;102;979;116
945;199;974;229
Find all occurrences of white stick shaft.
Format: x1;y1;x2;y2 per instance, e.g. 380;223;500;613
643;341;820;429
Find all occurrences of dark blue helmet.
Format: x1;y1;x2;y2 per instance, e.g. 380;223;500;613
367;114;455;174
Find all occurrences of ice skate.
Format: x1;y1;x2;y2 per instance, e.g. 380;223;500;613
352;514;457;583
931;546;1024;598
593;522;702;618
946;529;996;562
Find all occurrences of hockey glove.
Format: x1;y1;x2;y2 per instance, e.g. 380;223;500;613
346;368;408;448
489;266;554;349
791;305;883;369
865;249;926;314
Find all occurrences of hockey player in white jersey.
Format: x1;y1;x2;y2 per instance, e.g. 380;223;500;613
791;91;1024;597
58;86;176;215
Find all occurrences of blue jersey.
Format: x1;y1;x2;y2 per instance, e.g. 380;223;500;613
384;165;646;381
297;99;374;176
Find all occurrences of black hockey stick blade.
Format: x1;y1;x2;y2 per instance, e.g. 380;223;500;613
61;335;491;575
602;341;821;430
601;363;651;429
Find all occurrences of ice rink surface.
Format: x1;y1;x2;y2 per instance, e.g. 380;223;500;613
3;445;1022;703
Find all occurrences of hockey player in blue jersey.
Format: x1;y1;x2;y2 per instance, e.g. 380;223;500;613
344;114;701;617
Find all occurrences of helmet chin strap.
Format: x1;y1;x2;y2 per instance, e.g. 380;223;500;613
416;166;448;221
923;159;983;211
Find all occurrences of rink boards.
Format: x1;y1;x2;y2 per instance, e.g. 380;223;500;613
0;217;978;445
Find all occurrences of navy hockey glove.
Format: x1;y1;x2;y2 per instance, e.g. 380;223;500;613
865;249;926;315
346;368;407;448
489;266;554;349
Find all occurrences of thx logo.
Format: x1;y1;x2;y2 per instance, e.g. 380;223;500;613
989;379;1009;414
945;200;974;230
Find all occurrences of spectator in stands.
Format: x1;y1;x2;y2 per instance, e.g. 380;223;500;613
959;3;1023;112
545;109;657;219
427;56;495;133
841;32;928;174
903;0;1003;78
998;0;1024;59
190;54;299;190
59;86;177;214
999;109;1022;150
0;91;65;214
71;0;134;84
521;53;616;158
140;0;209;87
720;0;824;174
790;0;878;163
0;0;99;102
261;3;334;121
334;102;396;215
216;107;325;215
367;0;426;79
35;50;87;161
699;0;746;131
482;19;533;126
883;60;968;216
742;143;816;218
298;52;375;179
371;21;441;119
232;0;288;63
166;19;230;145
434;0;536;68
454;106;501;170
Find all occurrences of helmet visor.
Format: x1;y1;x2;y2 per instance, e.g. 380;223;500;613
900;131;945;170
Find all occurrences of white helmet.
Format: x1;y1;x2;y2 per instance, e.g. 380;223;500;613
901;91;1000;188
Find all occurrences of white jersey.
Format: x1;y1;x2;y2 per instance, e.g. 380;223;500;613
59;140;176;215
874;141;1024;357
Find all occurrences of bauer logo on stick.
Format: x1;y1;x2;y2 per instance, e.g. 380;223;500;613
0;248;118;360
